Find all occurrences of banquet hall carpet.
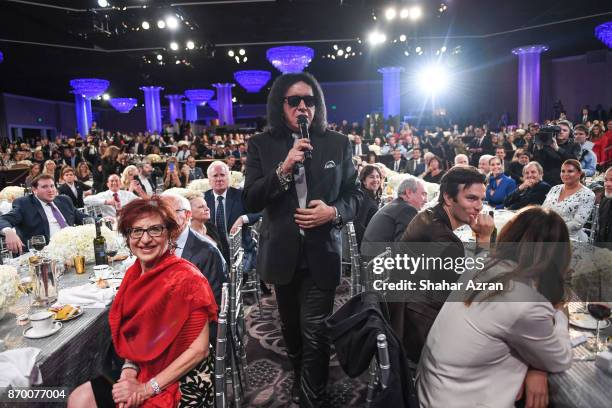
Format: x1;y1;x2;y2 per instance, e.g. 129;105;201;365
241;279;370;407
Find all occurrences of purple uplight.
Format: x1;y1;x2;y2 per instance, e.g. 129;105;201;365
234;70;272;93
266;46;314;73
109;98;138;113
0;51;3;64
69;78;110;98
184;89;214;105
595;22;612;48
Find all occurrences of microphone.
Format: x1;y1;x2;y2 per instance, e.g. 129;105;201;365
297;114;312;160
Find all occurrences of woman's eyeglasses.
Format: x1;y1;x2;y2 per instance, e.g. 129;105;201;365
283;95;316;108
127;224;166;239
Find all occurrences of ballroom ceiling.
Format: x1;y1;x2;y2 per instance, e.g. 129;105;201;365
0;0;610;104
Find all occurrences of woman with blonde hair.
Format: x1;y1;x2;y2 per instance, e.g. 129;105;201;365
121;165;148;198
41;160;58;183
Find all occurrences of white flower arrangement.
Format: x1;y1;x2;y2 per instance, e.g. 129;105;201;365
385;174;440;201
145;154;163;163
230;171;244;188
0;186;25;202
46;225;118;264
0;265;20;311
368;144;381;155
162;187;189;197
187;178;211;194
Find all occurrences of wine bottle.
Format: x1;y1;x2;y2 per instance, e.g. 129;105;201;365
93;219;108;266
489;211;497;244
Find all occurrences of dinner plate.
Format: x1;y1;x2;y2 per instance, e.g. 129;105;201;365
569;313;611;330
23;322;62;339
52;306;83;322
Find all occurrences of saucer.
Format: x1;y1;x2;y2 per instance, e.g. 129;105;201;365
23;322;62;339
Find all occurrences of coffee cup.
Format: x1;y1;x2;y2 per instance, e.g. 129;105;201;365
29;311;54;334
94;264;111;280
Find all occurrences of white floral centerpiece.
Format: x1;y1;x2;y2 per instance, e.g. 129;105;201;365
385;174;440;201
230;171;244;188
0;265;20;319
46;224;117;264
162;187;189;197
145;154;163;163
187;178;211;194
368;144;381;155
0;186;25;202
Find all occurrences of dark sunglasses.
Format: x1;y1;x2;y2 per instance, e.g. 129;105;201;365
284;95;316;108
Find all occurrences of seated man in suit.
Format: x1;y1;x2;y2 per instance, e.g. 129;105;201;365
406;147;426;176
136;160;156;196
0;174;86;253
362;176;428;245
185;156;204;182
58;166;92;208
352;135;370;156
204;161;261;264
162;193;226;307
390;148;408;173
84;174;139;219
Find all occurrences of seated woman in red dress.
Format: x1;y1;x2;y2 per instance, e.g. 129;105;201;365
68;196;218;407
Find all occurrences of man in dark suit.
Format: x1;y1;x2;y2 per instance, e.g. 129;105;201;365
136;160;156;196
204;161;261;264
405;147;426;176
60;147;82;169
351;135;370;156
57;166;92;208
243;72;362;406
186;156;204;181
163;193;226;307
390;148;408;173
129;134;146;155
468;127;494;167
362;176;427;245
0;174;86;253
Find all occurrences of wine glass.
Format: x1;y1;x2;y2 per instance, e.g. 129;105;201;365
587;303;611;355
16;276;34;323
106;238;119;271
83;217;96;226
28;235;46;255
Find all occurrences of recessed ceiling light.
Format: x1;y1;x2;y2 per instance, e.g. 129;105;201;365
186;41;195;50
170;42;179;51
157;20;166;29
141;21;150;30
166;16;179;30
156;54;163;61
98;0;109;7
239;49;246;56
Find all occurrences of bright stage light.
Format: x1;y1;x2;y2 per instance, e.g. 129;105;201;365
170;42;179;51
186;41;195;50
368;31;387;46
141;21;150;30
409;6;422;21
157;20;166;29
400;8;409;19
346;46;352;52
385;8;397;21
239;49;246;56
102;93;110;100
156;54;163;61
166;16;179;30
399;34;407;42
337;49;344;56
417;65;449;95
228;50;235;57
98;0;109;7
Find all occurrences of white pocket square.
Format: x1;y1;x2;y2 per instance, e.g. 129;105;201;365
324;161;336;169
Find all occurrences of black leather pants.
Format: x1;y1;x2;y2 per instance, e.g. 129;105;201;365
275;268;335;408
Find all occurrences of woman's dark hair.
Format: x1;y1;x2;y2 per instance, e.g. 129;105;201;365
117;196;181;245
438;165;485;205
266;72;327;134
359;164;383;200
465;206;570;306
366;151;377;164
561;159;585;184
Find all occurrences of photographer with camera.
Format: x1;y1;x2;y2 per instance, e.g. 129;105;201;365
533;121;580;185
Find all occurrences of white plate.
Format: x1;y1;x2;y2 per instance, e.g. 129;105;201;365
89;277;122;285
23;322;62;339
52;306;83;322
569;313;611;330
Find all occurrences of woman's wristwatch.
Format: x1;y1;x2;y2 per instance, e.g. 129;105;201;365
148;378;162;395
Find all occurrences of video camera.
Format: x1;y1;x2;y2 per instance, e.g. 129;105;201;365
534;125;561;146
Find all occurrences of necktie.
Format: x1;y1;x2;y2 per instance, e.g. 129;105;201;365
216;196;228;240
395;161;399;171
48;203;67;228
113;192;121;209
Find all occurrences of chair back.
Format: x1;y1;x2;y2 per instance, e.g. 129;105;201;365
345;222;362;296
214;283;230;408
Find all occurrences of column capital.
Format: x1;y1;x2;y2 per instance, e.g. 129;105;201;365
378;66;405;75
139;86;165;92
511;45;548;56
212;83;236;89
165;94;184;100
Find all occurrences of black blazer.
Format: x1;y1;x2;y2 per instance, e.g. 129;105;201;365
405;159;425;176
0;194;86;244
204;187;261;261
354;193;379;246
243;128;362;290
503;181;552;210
390;158;408;173
468;135;494;166
352;142;370;156
180;228;227;308
58;181;92;208
362;198;418;246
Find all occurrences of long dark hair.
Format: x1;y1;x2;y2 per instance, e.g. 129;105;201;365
266;72;327;134
465;206;570;306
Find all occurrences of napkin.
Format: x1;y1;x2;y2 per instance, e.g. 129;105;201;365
0;347;43;387
58;283;115;308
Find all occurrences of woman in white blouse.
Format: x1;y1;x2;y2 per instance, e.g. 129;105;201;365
417;207;572;408
542;159;595;242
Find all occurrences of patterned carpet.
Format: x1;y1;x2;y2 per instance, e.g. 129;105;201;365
240;279;369;408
